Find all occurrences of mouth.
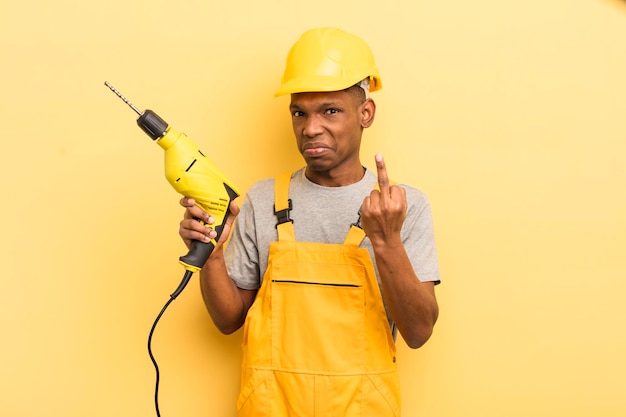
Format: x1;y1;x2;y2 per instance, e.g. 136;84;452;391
302;142;331;157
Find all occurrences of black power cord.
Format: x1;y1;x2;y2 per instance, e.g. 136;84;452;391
147;270;194;417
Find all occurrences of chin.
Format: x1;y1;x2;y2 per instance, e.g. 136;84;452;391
305;159;332;172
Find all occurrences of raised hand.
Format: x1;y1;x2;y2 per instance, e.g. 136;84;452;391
360;154;407;247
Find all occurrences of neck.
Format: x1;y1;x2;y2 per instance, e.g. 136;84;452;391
305;165;366;187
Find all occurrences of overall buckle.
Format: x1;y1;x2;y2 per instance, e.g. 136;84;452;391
274;199;293;227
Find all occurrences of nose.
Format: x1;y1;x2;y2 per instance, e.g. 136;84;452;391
302;114;323;138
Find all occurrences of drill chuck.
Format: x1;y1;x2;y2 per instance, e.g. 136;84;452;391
138;110;169;140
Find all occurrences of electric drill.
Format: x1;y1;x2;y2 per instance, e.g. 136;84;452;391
104;81;240;298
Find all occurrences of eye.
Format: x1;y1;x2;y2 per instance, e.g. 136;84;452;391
292;110;305;117
325;108;339;115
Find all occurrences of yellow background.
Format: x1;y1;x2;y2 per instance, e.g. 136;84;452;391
2;0;625;416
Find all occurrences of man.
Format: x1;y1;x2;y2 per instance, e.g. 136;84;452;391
179;27;440;416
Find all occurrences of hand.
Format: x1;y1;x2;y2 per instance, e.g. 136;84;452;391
360;154;407;247
178;198;240;251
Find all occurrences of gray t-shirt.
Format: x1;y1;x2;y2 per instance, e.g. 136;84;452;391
225;167;441;292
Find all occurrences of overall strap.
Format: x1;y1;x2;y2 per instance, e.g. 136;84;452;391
344;225;366;247
274;171;295;241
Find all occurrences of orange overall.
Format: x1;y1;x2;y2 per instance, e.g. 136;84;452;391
236;172;401;416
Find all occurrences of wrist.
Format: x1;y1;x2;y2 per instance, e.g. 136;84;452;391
208;244;224;260
370;236;403;253
200;245;226;277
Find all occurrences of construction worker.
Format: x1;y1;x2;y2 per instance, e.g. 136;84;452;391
179;27;440;416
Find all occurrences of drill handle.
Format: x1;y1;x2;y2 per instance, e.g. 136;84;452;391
181;240;216;271
170;211;229;299
169;240;215;299
178;182;239;272
179;212;229;269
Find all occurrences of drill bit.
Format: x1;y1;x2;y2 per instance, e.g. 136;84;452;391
104;81;143;116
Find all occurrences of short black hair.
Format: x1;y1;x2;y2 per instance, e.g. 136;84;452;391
343;83;367;104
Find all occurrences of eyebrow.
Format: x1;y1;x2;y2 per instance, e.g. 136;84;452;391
290;101;341;111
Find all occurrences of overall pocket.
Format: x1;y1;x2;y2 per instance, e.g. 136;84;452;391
271;276;365;373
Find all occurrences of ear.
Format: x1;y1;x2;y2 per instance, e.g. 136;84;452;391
360;98;376;128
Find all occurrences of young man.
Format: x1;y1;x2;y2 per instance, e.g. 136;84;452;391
179;27;440;416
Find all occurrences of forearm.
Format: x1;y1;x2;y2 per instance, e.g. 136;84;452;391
199;247;249;334
373;240;439;349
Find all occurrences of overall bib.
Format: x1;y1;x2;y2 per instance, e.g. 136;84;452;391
236;172;401;417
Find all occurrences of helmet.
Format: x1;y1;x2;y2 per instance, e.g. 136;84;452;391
274;27;382;97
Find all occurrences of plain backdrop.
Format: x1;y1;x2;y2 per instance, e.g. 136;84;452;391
1;1;625;416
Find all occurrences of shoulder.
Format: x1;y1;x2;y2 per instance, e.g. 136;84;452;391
395;184;434;236
399;182;429;205
247;177;275;195
391;179;433;222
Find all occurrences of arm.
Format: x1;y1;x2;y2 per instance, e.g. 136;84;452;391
360;155;439;349
179;198;257;334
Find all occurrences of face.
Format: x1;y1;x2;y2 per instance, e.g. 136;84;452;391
289;89;375;184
